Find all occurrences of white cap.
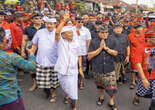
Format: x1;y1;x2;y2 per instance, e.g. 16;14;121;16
67;21;72;24
44;17;57;23
61;26;73;34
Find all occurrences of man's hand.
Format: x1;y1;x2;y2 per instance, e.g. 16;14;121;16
63;12;70;22
142;78;150;89
125;56;129;64
101;39;109;51
26;48;34;56
21;52;27;59
100;39;105;49
15;47;21;54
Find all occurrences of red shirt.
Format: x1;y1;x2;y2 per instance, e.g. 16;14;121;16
128;29;146;64
15;4;23;11
0;21;14;52
135;45;155;80
129;21;134;27
10;22;25;49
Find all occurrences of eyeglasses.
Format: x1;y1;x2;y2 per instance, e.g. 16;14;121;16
34;17;41;20
83;18;89;20
101;31;108;34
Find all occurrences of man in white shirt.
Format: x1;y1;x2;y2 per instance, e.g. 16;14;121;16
54;14;84;110
41;8;50;22
32;17;59;103
73;17;91;89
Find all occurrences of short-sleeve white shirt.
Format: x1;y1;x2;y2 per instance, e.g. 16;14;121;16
32;28;58;67
73;26;91;56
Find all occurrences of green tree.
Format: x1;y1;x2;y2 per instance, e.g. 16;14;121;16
74;1;85;14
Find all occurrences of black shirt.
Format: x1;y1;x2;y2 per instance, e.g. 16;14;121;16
84;22;95;34
88;35;118;74
123;25;132;35
112;33;130;62
91;28;98;40
23;23;45;41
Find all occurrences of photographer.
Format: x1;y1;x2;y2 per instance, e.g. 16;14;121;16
21;13;44;92
0;28;36;110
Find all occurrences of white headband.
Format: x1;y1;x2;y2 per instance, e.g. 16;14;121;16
44;8;49;11
44;17;57;23
61;26;73;34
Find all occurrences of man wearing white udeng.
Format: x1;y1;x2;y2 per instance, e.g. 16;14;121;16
54;14;83;110
32;16;59;103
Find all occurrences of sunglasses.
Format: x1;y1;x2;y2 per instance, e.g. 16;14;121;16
77;20;83;23
138;21;143;23
151;36;155;38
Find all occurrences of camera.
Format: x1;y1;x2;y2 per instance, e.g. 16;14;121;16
26;41;33;49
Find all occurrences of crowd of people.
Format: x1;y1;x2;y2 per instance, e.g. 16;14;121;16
0;3;155;110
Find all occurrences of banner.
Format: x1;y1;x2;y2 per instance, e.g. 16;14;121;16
4;0;19;5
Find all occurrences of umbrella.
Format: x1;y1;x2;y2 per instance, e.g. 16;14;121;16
4;0;19;5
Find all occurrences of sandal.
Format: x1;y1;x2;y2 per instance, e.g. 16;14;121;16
50;96;56;103
97;97;104;106
63;97;69;104
108;103;118;110
130;84;136;89
133;97;140;105
28;85;37;92
118;81;123;85
79;82;85;90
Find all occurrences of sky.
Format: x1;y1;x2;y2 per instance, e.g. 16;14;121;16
122;0;155;8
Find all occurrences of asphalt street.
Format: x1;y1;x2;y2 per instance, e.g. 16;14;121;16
18;74;150;110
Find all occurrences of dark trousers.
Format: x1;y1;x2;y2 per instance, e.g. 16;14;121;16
149;99;155;110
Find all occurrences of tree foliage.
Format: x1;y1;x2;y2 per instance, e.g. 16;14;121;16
74;1;85;13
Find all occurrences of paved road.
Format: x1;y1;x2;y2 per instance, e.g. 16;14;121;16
18;74;150;110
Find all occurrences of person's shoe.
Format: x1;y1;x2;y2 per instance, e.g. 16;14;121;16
130;83;136;89
63;97;69;104
28;85;37;92
108;103;118;110
50;96;56;103
97;97;104;106
79;82;85;90
133;97;140;105
122;78;127;83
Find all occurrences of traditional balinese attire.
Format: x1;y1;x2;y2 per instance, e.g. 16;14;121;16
55;26;80;100
32;26;59;89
